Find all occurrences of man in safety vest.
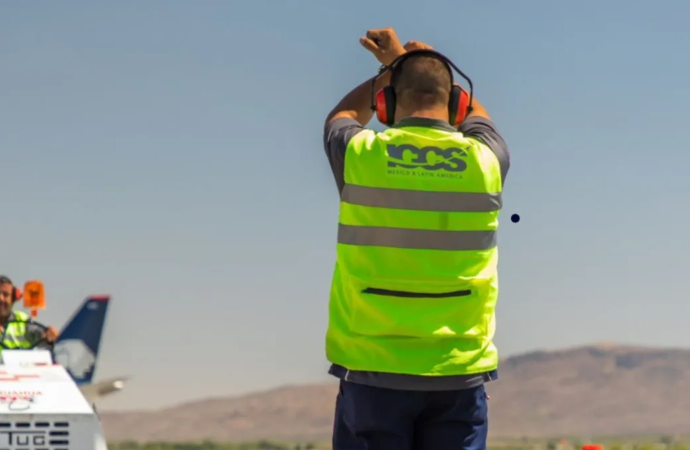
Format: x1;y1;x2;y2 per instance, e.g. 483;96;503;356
0;276;59;350
323;28;510;450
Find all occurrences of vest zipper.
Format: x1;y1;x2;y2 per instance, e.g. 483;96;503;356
362;288;471;298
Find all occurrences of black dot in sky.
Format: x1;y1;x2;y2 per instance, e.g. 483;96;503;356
510;214;520;223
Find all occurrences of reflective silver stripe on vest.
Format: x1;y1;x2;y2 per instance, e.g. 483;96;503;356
338;224;496;251
2;332;29;350
341;184;501;212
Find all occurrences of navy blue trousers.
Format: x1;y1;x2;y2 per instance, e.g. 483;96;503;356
332;380;489;450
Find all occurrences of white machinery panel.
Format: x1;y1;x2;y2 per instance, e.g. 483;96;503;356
0;350;109;450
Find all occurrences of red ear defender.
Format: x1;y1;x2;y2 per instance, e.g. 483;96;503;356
374;89;389;125
449;85;471;127
375;86;397;127
13;287;22;302
457;87;470;126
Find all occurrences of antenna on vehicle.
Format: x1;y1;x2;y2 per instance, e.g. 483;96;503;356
23;280;46;318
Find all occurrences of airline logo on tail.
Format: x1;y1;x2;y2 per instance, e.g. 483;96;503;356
54;296;110;385
53;339;96;379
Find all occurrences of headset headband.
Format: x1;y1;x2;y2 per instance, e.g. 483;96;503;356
369;49;474;113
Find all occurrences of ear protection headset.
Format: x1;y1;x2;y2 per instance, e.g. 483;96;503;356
371;49;474;127
0;276;21;302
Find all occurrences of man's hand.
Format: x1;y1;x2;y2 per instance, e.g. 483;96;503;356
43;326;59;343
403;41;433;52
359;28;406;66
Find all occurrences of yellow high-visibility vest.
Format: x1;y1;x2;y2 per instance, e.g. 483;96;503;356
326;124;502;376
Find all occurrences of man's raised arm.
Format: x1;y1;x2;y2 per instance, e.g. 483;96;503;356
458;95;510;184
465;94;492;121
325;28;408;127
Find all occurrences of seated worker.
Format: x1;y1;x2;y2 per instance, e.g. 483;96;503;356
0;275;59;350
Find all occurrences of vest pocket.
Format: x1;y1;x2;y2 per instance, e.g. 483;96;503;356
362;288;472;298
350;284;489;340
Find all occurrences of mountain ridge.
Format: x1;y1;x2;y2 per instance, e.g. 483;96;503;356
100;343;690;441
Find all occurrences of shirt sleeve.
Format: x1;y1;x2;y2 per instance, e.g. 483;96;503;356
323;117;365;193
459;117;510;185
25;323;53;349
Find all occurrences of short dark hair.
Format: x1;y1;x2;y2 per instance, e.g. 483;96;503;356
391;55;452;109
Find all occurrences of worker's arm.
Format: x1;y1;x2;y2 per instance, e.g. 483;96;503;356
325;72;393;127
324;35;430;193
326;28;408;127
26;322;58;349
323;56;396;192
25;323;54;349
458;107;510;185
465;94;491;120
324;73;389;193
323;64;394;192
324;115;370;194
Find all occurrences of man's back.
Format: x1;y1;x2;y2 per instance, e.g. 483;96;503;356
327;116;505;378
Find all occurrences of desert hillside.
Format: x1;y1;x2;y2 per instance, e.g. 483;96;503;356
101;343;690;441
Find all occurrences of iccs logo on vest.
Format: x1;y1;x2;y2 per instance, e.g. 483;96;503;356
386;144;468;179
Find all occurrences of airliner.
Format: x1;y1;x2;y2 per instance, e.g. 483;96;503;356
51;295;127;402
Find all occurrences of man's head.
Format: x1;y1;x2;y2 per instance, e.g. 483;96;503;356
390;54;453;121
0;276;16;318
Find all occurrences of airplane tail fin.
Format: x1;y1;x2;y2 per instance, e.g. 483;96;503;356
53;296;110;385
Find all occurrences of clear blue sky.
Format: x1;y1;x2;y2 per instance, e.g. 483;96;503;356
2;1;689;411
